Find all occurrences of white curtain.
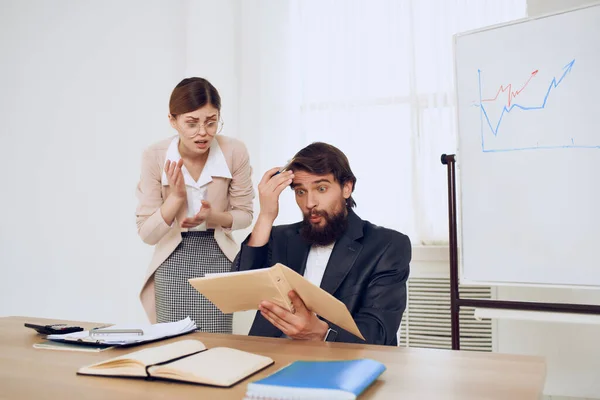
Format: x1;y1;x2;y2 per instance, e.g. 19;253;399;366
241;0;526;245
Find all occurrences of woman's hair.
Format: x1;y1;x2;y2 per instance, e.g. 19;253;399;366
289;142;357;208
169;77;221;117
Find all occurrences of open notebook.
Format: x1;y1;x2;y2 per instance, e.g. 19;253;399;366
78;339;274;387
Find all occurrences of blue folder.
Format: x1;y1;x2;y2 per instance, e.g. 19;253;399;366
245;359;386;399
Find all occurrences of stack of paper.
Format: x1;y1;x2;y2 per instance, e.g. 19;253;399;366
47;317;196;346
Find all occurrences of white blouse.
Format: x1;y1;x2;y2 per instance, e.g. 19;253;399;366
161;137;232;231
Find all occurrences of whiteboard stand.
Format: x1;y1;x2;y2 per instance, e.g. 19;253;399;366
441;154;600;350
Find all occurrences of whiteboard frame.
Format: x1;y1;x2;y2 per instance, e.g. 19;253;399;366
452;1;600;289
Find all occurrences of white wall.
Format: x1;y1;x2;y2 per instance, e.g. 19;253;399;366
495;287;600;398
185;0;241;143
495;5;600;399
0;0;188;324
528;0;597;15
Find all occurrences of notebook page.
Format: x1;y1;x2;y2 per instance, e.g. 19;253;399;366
83;340;206;370
149;347;273;387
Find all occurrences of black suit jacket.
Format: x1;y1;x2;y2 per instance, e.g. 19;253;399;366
231;209;411;346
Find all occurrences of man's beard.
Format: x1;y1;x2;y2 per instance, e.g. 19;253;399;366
300;207;348;246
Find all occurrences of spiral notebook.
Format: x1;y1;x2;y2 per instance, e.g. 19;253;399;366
244;359;386;400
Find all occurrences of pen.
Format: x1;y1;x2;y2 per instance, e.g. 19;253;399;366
274;158;295;176
89;328;144;336
92;324;112;330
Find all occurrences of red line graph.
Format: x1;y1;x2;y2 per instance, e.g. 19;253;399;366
482;69;539;107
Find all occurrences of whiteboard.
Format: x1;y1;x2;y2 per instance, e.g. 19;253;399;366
454;3;600;287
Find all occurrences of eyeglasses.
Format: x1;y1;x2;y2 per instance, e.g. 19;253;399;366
178;119;224;138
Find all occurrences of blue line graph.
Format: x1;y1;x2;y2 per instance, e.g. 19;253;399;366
476;59;600;152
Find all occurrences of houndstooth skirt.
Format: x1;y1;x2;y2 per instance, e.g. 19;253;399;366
154;231;233;333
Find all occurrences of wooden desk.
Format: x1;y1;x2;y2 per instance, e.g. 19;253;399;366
0;316;545;399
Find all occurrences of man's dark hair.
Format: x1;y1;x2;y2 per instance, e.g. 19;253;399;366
289;142;357;208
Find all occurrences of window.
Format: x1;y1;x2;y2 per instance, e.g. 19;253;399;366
288;0;527;244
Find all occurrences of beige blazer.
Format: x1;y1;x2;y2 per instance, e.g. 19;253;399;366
136;135;254;322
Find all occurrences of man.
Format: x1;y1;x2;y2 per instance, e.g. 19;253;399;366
232;142;411;346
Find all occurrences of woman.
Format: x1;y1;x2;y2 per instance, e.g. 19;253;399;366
136;77;254;333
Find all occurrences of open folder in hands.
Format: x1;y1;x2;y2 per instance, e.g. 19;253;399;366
188;264;365;340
